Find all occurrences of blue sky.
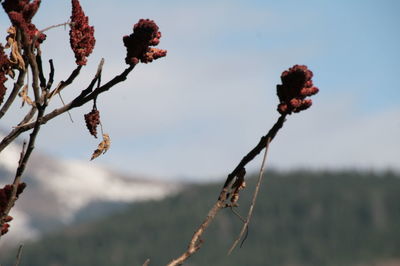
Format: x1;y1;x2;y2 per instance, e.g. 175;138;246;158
0;0;399;180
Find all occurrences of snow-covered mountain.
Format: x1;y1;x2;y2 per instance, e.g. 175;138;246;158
0;135;182;248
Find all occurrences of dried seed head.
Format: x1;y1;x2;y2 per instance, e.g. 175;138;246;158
276;65;319;114
69;0;95;65
1;223;10;235
84;108;100;138
2;0;46;47
0;182;27;236
123;19;167;65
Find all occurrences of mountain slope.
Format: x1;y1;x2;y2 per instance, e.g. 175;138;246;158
0;135;181;247
2;171;399;266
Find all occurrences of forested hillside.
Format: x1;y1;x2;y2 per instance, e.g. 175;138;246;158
2;171;399;266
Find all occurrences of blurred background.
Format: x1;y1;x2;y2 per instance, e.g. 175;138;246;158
0;0;399;265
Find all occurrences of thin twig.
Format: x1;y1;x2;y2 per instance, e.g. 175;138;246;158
0;64;134;153
99;121;104;135
58;93;73;123
239;225;249;248
48;65;82;100
18;141;27;164
73;58;105;100
36;51;46;90
221;114;287;195
45;59;55;91
229;207;246;223
166;201;225;266
27;46;41;106
0;41;49;231
12;106;37;129
0;105;46;237
30;22;74;53
14;245;23;266
228;137;271;255
38;21;73;35
0;69;27;119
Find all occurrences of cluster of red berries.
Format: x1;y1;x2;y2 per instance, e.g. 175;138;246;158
69;0;95;66
0;183;26;235
276;65;319;114
0;45;11;106
123;19;167;65
2;0;46;47
84;108;100;138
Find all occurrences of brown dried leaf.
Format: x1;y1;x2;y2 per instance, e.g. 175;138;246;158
6;68;15;79
90;133;111;160
18;84;33;107
4;27;15;49
6;26;25;70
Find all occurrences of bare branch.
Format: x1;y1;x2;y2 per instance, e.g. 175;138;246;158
229;207;246;223
73;58;104;100
30;22;74;50
0;69;27;119
219;114;287;200
48;65;82;100
26;49;41;106
166;200;225;266
38;21;74;35
17;106;37;127
228;137;271;255
0;105;45;236
0;64;135;153
36;51;47;89
46;59;55;91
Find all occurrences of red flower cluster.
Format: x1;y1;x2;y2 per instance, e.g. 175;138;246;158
2;0;46;46
0;183;26;235
0;45;11;107
276;65;319;114
69;0;95;66
84;108;100;138
123;19;167;65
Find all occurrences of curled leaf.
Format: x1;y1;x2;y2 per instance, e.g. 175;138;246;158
6;68;15;79
6;26;25;70
18;84;33;107
91;133;111;160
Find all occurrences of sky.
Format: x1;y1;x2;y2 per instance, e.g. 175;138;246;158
0;0;399;180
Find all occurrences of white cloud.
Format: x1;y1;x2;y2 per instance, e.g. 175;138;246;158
1;1;399;180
